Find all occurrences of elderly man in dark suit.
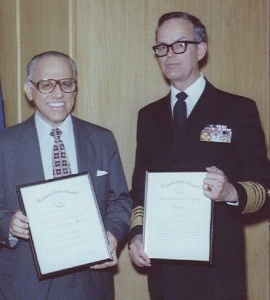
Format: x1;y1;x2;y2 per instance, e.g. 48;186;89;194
129;12;270;300
0;51;132;299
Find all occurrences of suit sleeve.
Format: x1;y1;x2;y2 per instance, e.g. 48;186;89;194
227;100;270;214
102;133;133;245
129;110;147;238
0;142;18;249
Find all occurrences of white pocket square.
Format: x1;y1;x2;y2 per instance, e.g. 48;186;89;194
97;170;109;177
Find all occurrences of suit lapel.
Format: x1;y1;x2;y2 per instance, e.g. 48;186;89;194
153;93;174;138
152;94;175;165
72;117;96;179
18;116;45;183
164;81;221;166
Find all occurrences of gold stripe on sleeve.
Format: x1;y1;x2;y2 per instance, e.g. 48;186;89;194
238;181;266;214
130;206;144;229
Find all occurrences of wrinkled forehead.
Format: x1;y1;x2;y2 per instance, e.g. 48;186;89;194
32;56;73;81
156;18;195;43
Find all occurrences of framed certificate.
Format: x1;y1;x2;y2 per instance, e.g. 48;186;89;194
143;172;213;263
17;172;112;279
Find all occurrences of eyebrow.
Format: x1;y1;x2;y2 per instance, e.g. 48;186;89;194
156;38;190;45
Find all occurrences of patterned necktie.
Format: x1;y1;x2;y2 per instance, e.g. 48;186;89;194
173;92;188;129
50;128;72;178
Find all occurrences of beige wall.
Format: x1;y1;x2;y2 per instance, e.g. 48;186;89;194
0;0;269;299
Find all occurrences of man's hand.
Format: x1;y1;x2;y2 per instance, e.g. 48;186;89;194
203;166;238;203
90;231;118;270
129;234;151;267
9;210;29;239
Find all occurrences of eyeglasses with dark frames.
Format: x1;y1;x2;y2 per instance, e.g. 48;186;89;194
30;78;77;94
152;40;200;57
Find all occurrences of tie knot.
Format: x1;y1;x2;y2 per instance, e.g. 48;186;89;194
50;128;62;139
176;92;188;102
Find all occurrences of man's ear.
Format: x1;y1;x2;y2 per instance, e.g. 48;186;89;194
197;42;207;62
24;82;33;101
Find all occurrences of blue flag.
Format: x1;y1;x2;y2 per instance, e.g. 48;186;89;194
0;80;5;130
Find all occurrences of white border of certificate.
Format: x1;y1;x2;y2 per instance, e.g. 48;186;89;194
143;172;213;262
17;172;112;279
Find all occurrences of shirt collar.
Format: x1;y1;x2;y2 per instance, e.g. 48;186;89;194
35;112;73;137
170;74;206;116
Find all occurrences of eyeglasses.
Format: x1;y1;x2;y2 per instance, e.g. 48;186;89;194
152;41;200;57
30;78;77;94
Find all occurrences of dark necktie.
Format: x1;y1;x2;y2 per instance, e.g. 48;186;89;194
50;128;72;178
173;92;188;129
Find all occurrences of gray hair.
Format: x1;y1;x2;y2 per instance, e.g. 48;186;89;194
156;12;208;44
27;51;77;81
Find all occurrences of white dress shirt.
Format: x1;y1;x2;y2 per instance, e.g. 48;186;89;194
171;74;206;118
35;113;78;180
